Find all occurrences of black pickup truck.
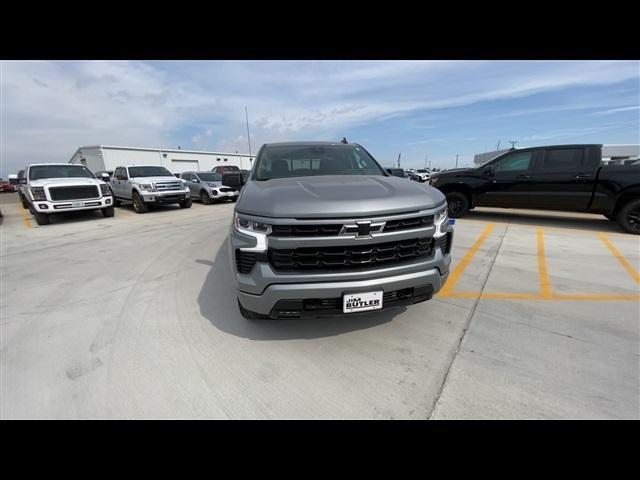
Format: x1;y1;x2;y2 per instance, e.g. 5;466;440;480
429;144;640;234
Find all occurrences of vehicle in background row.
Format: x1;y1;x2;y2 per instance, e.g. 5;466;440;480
222;169;251;190
20;163;114;225
94;170;113;183
212;165;241;175
414;169;431;182
229;141;453;320
430;144;640;234
0;181;16;193
385;167;407;178
181;171;239;204
110;165;191;214
16;170;28;207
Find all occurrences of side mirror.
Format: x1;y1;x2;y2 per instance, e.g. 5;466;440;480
19;178;27;184
194;178;200;183
99;173;111;182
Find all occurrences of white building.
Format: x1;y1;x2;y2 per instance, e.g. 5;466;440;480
68;145;256;174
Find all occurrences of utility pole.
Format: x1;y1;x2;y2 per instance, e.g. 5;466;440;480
496;139;501;150
245;106;252;157
508;140;517;149
424;154;428;169
397;152;401;168
455;154;459;168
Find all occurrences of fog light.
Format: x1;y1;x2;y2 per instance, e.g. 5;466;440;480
106;198;111;205
39;204;48;209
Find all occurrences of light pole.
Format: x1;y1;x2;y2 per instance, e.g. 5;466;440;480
455;154;459;169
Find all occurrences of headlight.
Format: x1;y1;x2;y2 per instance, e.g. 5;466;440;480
208;183;218;188
31;187;46;201
100;184;111;196
234;213;272;234
434;209;449;237
139;183;155;191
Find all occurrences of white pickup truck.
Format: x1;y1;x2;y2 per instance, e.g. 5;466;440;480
20;163;114;225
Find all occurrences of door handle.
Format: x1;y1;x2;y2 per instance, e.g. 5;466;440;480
516;175;531;180
575;174;590;179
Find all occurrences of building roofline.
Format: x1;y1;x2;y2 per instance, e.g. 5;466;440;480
72;145;256;157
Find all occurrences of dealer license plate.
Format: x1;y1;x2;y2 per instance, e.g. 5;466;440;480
343;291;383;313
71;202;83;208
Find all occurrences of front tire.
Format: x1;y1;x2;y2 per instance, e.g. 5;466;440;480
102;206;115;217
446;191;470;218
132;192;149;214
200;191;211;205
179;197;192;209
33;212;50;225
616;198;640;234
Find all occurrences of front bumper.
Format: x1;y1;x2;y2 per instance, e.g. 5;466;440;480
140;189;190;203
229;216;453;317
237;268;449;317
31;196;112;213
209;187;239;200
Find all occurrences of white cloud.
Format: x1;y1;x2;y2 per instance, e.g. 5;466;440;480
2;60;639;176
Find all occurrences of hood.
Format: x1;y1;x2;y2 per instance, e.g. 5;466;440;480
30;177;105;187
237;175;446;218
131;176;183;184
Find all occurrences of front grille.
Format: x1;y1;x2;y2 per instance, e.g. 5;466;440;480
271;224;343;237
236;250;257;274
384;215;434;232
269;237;435;271
219;187;236;193
49;186;99;201
269;215;433;237
438;232;452;254
155;182;183;191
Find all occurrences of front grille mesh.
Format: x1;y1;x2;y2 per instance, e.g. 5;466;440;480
155;182;183;191
271;224;343;237
438;232;452;254
236;250;257;274
384;215;434;232
49;186;99;201
269;237;435;271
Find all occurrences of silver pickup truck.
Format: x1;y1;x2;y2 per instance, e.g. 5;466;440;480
109;165;191;213
229;141;454;320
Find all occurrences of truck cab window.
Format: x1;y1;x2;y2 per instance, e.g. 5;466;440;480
495;152;533;172
542;149;583;170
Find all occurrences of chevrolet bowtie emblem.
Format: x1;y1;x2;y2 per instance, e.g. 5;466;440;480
356;220;372;237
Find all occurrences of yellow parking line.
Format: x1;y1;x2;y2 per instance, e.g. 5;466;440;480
598;233;640;286
18;203;32;229
438;223;494;297
441;291;640;301
536;228;553;299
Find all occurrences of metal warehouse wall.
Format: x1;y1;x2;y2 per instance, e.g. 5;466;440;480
101;148;255;173
69;147;106;172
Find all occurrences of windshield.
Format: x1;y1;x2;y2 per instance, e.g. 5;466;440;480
29;165;95;180
128;166;173;177
196;172;222;182
253;144;386;180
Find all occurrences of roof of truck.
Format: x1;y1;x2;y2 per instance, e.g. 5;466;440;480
264;141;354;147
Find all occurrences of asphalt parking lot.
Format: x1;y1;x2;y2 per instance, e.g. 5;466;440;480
1;192;638;419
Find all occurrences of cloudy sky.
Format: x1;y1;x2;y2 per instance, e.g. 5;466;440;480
1;60;639;177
